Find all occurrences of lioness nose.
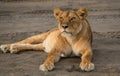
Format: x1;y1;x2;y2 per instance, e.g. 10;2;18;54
62;25;68;29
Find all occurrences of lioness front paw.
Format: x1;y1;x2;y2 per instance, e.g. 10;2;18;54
10;44;19;54
0;44;10;53
80;62;95;71
39;62;55;72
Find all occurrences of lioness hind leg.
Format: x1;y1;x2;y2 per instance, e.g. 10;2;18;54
0;43;44;53
9;44;44;53
80;49;95;71
0;32;49;53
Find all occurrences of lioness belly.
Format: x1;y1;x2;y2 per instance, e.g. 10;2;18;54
43;30;72;57
43;30;59;53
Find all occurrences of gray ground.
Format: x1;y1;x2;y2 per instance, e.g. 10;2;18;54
0;0;120;76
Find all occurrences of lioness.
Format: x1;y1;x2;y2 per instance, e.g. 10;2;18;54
0;8;94;72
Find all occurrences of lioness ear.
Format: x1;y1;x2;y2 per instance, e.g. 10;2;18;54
76;8;88;19
54;8;63;19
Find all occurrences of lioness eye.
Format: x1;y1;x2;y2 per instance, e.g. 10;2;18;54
56;13;59;16
70;17;76;21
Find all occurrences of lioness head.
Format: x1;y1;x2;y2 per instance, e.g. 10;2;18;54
54;8;88;36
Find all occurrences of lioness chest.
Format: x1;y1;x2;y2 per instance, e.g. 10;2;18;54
43;30;81;57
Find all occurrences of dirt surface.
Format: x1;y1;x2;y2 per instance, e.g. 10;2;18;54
0;0;120;76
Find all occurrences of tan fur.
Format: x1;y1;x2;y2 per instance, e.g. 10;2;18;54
0;8;94;72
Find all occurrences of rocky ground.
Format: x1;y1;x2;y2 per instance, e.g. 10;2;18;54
0;0;120;76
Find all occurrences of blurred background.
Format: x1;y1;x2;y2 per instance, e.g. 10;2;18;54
0;0;120;76
0;0;120;34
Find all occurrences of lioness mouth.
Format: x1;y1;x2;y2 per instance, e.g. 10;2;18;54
62;31;72;35
62;30;70;33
